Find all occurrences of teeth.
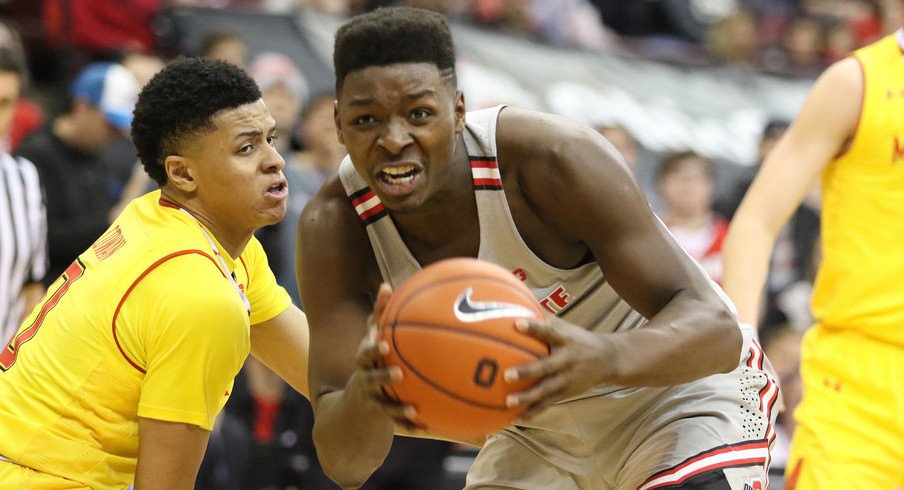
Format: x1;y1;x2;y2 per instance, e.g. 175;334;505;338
383;165;414;176
380;165;417;185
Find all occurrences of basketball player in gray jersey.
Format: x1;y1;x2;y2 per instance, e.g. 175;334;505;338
298;7;779;490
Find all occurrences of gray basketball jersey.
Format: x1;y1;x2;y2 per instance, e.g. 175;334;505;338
338;106;645;336
339;106;779;489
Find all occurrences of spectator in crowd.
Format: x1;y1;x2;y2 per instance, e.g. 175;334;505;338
781;15;827;75
706;7;760;66
199;30;249;68
105;52;167;222
0;46;46;343
292;91;347;199
105;52;167;215
0;20;43;153
656;151;728;284
15;62;138;284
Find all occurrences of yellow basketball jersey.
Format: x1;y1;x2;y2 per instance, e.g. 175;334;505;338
0;191;290;488
812;30;904;345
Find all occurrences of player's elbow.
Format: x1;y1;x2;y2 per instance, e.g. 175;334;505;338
711;305;744;374
313;427;383;489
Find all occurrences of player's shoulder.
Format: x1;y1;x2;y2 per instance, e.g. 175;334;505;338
496;107;614;169
817;56;863;92
299;175;358;232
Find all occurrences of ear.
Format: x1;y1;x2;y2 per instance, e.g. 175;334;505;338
333;100;345;145
164;155;197;193
453;90;466;133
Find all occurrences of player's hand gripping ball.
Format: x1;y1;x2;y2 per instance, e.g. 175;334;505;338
378;258;549;440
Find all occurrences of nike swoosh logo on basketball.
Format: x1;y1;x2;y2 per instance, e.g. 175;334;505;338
453;288;536;323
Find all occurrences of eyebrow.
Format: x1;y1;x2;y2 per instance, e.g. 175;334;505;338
232;124;277;140
347;89;437;107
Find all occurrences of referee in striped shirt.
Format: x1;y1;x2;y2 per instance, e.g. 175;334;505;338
0;46;46;343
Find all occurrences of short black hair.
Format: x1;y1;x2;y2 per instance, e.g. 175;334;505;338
132;57;262;186
656;151;715;183
0;46;24;79
333;6;456;93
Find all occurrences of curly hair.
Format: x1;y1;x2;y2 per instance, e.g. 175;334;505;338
131;57;261;186
333;7;456;93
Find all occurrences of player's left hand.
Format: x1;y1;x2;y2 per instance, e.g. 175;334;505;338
503;316;612;420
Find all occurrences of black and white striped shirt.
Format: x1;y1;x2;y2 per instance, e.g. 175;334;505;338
0;152;46;342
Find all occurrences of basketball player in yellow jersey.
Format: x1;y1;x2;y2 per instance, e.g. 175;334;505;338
723;29;904;488
0;58;310;489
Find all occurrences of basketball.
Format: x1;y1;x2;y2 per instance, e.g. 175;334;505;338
377;257;548;440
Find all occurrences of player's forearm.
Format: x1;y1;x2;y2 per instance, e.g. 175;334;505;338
602;292;742;386
312;389;395;488
722;217;777;326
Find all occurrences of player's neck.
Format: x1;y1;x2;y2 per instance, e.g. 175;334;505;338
159;189;251;258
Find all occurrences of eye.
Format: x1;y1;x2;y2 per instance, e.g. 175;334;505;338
410;108;432;120
351;114;377;126
239;143;254;154
267;134;278;147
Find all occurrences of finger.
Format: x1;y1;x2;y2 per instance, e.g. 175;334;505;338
514;318;563;346
359;364;403;394
506;372;568;409
356;335;389;368
373;282;393;320
517;395;563;421
503;351;569;384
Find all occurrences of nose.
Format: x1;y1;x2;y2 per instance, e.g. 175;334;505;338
263;142;286;173
376;116;412;156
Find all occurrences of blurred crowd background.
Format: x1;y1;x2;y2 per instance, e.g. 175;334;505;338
1;0;900;488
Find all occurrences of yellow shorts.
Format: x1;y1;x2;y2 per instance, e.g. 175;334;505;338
0;460;88;489
785;326;904;489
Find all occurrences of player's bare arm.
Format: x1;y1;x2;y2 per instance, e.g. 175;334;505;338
495;107;742;410
723;57;862;324
134;417;210;490
250;303;311;398
297;181;406;488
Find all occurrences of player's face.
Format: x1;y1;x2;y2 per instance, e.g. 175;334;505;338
335;62;465;212
188;99;288;232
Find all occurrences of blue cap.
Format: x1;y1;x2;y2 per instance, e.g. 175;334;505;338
70;63;138;131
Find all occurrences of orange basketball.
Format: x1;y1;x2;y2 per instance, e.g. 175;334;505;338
377;257;548;440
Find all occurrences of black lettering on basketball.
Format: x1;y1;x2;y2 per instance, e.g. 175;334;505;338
473;358;499;388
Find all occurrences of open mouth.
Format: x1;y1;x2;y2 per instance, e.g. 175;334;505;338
378;165;420;186
266;181;288;198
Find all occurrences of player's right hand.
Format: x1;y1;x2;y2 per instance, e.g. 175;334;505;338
348;283;423;432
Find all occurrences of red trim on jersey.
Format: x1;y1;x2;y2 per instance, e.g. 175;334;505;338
0;260;85;369
473;178;503;187
111;250;224;373
785;458;804;489
158;197;180;209
470;159;502;187
351;189;386;222
636;440;770;490
470;159;498;169
239;256;250;293
702;217;729;257
359;203;386;222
